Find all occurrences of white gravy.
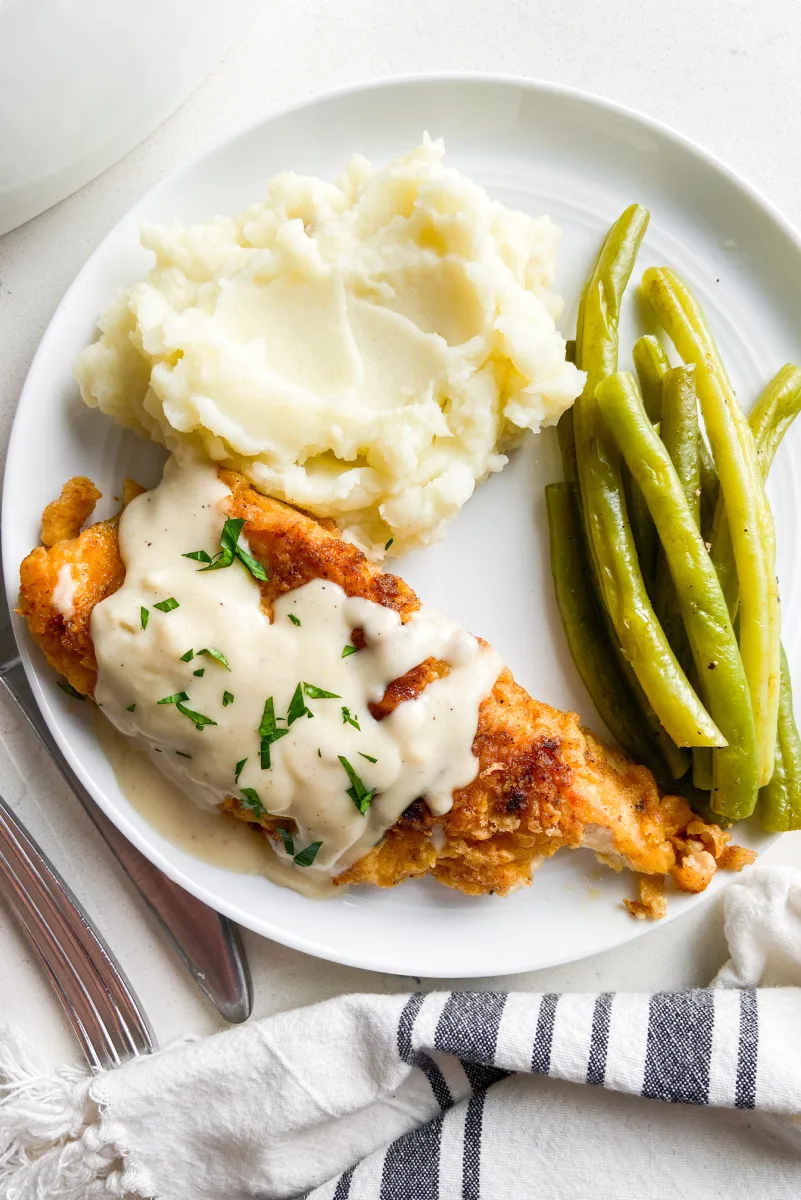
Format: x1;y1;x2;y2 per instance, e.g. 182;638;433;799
94;715;337;898
90;457;502;890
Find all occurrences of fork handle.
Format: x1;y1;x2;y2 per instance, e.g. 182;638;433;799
0;794;155;1067
1;665;253;1024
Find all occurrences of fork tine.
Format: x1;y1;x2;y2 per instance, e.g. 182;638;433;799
0;796;155;1066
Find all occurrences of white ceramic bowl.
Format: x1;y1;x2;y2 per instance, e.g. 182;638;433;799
0;0;261;235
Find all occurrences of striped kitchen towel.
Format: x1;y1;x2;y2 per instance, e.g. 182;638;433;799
2;867;801;1200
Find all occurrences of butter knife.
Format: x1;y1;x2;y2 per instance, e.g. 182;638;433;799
0;613;253;1024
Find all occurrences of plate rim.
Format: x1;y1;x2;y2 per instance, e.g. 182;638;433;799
3;71;790;977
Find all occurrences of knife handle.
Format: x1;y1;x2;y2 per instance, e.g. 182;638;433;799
0;664;253;1024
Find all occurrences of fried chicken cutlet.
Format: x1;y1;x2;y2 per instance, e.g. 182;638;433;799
18;472;754;915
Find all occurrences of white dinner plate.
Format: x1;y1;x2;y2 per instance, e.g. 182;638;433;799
5;76;799;978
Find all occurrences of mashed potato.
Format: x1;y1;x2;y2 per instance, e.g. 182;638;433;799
76;138;583;558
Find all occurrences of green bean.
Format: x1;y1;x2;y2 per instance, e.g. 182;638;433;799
698;434;719;539
629;335;670;585
749;372;801;828
696;367;801;796
652;366;699;678
660;366;701;518
556;412;688;778
574;205;650;396
557;408;578;485
572;206;690;769
574;214;721;749
748;364;801;459
757;649;801;830
709;365;801;612
632;334;669;423
637;330;720;534
574;233;608;369
758;737;790;830
698;432;719;495
626;473;659;593
545;483;668;777
642;266;780;786
643;342;718;535
597;371;757;817
628;678;691;777
759;397;801;472
693;745;713;790
659;365;703;773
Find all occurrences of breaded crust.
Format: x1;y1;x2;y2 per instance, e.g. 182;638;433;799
18;473;755;910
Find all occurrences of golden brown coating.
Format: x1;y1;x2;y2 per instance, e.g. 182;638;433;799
19;513;123;697
121;478;147;507
624;876;667;921
19;473;756;913
40;477;102;547
219;469;416;621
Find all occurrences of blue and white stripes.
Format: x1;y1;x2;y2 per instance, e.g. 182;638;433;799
5;869;797;1200
309;985;801;1200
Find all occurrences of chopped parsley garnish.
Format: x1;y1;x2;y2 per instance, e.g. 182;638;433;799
176;701;217;731
183;549;213;563
193;668;205;678
338;755;376;815
140;606;149;630
158;692;215;728
385;537;394;551
239;787;264;818
235;543;268;582
342;706;360;730
271;826;322;867
180;649;194;662
277;827;295;855
58;680;84;700
288;613;301;626
293;841;323;868
154;597;179;612
198;647;231;671
198;518;242;572
223;691;235;707
199;517;269;582
287;683;314;726
234;757;247;783
259;696;289;768
259;696;279;733
342;644;358;658
358;751;377;764
126;703;136;713
303;683;341;700
175;750;192;759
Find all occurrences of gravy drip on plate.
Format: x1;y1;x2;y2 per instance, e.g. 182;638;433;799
94;714;337;898
91;458;502;886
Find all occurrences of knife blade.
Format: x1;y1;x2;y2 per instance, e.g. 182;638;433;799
0;611;253;1024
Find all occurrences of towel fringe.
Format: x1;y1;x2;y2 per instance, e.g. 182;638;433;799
0;1024;122;1199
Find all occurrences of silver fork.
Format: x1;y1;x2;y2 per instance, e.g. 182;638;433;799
0;793;154;1068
